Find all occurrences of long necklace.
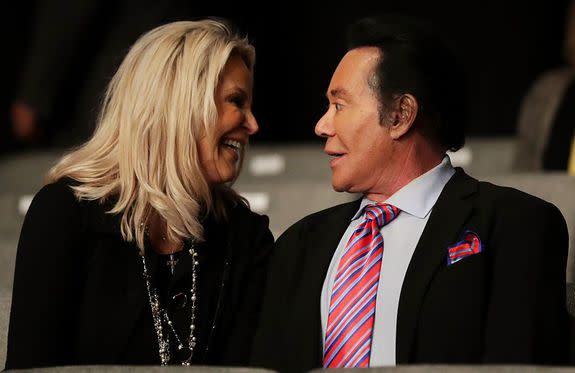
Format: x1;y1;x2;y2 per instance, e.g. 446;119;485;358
141;243;199;366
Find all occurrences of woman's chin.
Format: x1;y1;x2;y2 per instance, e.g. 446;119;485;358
206;165;237;185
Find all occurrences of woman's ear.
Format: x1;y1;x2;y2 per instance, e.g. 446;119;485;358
389;94;418;140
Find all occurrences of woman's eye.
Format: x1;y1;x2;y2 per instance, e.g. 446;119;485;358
228;94;246;108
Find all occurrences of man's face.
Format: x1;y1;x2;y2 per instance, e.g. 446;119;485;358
315;47;396;194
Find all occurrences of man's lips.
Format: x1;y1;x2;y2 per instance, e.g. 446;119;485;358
325;150;346;167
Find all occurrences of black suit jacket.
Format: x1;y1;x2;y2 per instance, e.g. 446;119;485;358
251;169;569;373
6;179;274;369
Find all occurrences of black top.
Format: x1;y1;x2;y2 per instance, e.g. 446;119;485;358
6;178;274;369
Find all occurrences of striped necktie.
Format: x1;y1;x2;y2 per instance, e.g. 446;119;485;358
323;203;401;368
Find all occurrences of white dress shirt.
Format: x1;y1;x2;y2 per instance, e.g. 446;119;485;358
320;155;455;366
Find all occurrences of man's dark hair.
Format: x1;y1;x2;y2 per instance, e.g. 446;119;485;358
346;14;467;151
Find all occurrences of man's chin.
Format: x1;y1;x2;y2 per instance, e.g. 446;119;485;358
331;178;351;193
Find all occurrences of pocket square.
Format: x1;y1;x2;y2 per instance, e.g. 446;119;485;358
447;230;482;266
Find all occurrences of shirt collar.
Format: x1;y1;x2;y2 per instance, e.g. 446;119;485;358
352;155;455;221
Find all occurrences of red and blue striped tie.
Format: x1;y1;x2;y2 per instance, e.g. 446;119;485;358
323;203;400;368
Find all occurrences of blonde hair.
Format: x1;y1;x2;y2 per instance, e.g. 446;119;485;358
47;19;256;251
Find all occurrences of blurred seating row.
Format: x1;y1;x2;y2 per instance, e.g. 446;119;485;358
0;136;520;195
0;136;520;285
1;138;574;285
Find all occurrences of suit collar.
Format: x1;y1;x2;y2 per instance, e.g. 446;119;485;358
388;156;456;218
396;168;478;363
355;156;456;220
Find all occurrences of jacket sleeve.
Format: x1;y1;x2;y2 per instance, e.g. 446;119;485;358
215;211;274;365
483;195;569;364
250;221;305;372
5;182;85;369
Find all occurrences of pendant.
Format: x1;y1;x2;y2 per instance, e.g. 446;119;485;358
176;345;193;365
167;254;178;275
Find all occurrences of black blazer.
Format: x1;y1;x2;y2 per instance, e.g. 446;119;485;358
251;169;569;373
6;179;274;369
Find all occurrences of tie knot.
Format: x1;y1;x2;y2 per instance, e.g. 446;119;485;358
363;203;401;228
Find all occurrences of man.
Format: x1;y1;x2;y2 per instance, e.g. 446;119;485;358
251;15;569;373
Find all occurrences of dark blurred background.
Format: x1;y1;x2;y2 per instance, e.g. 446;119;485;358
0;0;570;151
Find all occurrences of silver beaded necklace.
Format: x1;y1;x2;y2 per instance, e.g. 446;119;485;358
141;243;199;366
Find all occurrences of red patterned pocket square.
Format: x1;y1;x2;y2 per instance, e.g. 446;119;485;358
447;230;482;266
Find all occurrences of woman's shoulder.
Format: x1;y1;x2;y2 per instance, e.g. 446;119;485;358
228;201;269;225
224;202;274;255
226;202;272;239
32;177;81;207
29;177;108;219
20;178;87;233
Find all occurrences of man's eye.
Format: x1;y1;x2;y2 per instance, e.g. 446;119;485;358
334;103;343;111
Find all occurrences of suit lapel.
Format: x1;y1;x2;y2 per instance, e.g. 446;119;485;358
309;199;362;274
396;169;478;363
305;198;362;362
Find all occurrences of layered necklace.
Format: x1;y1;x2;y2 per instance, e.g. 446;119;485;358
141;237;199;366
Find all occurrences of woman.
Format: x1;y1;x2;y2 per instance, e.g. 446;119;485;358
6;19;273;368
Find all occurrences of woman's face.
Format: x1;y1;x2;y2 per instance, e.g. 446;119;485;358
198;53;258;185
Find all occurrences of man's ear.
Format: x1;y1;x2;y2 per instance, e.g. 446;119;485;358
389;94;418;140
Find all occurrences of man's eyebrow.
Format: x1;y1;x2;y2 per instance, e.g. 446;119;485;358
326;88;349;99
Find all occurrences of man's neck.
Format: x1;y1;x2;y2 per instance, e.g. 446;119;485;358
365;141;445;202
